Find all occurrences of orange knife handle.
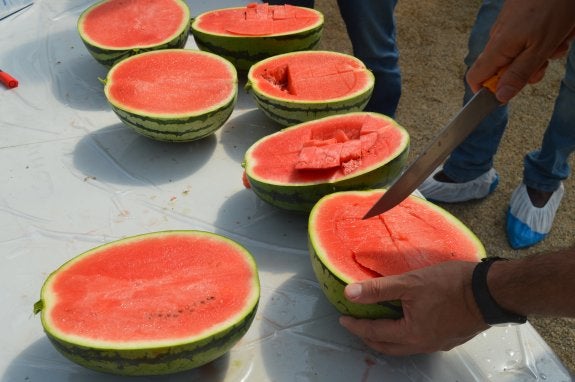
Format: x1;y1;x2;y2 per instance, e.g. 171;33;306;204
482;67;506;93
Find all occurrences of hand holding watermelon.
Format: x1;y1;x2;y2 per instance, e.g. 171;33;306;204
338;260;487;355
339;247;575;356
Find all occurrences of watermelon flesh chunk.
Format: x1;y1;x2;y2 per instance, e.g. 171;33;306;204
312;191;483;281
295;143;343;170
261;60;363;100
199;3;319;36
294;116;388;174
246;113;407;184
286;62;358;98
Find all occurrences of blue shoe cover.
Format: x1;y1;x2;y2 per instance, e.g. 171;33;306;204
506;209;547;249
506;183;564;249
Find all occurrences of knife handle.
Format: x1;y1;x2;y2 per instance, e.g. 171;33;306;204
482;67;506;93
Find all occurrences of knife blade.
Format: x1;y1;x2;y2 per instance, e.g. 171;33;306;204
362;86;501;219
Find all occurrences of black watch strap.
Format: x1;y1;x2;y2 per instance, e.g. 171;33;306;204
472;257;527;325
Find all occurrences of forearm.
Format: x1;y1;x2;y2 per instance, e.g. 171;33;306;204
487;247;575;318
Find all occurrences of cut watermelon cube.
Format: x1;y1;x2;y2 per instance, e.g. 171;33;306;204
333;129;349;143
245;3;269;20
286;63;358;97
302;138;338;147
360;132;378;153
340;139;362;162
295;143;342;170
360;116;385;135
272;4;298;20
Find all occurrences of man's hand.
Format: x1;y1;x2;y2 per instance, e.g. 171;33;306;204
339;261;488;356
467;0;575;103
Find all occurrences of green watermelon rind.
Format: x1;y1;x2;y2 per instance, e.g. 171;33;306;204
190;7;324;72
34;230;260;376
245;51;375;127
243;112;410;213
77;0;191;68
104;49;238;142
308;190;487;319
308;236;402;319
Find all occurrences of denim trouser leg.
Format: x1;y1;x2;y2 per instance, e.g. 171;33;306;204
523;45;575;192
336;0;400;118
266;1;401;117
443;0;509;182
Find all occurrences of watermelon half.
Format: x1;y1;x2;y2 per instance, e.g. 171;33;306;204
78;0;190;67
242;112;409;213
103;49;238;142
191;3;323;72
33;231;260;376
246;50;375;127
308;190;486;319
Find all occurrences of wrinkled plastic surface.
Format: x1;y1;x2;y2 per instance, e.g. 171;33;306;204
0;0;33;20
0;1;572;381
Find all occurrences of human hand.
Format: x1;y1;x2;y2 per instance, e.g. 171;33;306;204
339;260;488;356
467;0;575;103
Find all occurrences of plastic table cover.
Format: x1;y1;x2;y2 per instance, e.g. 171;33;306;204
0;1;572;381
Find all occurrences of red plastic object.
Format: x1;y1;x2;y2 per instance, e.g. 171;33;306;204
0;70;18;88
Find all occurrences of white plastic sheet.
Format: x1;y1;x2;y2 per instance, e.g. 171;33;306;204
0;0;33;20
0;1;572;381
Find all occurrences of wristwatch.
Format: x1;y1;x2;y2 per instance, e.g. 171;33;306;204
471;257;527;326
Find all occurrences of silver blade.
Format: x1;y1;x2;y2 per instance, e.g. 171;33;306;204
363;88;501;219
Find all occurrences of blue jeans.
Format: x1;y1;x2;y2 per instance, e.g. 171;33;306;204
266;0;401;118
443;0;575;192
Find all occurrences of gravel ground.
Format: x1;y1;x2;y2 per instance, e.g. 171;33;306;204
314;0;575;375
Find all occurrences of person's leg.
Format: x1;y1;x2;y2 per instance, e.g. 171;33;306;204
443;0;507;182
336;0;400;118
523;45;575;194
506;44;575;249
419;0;505;201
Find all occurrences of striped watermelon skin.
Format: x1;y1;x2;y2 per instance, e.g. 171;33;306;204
190;7;323;72
81;30;189;68
33;230;261;376
243;113;410;213
40;306;258;375
77;0;190;68
246;51;375;127
246;149;407;213
104;50;238;142
309;239;403;319
247;82;373;127
109;94;237;142
191;26;323;72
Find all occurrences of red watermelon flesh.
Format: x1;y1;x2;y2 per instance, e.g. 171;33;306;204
250;113;404;181
80;0;188;48
46;232;258;343
197;3;319;36
106;50;236;115
254;54;370;100
312;191;482;281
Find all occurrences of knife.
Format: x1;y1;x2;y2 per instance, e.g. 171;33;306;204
362;73;503;219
